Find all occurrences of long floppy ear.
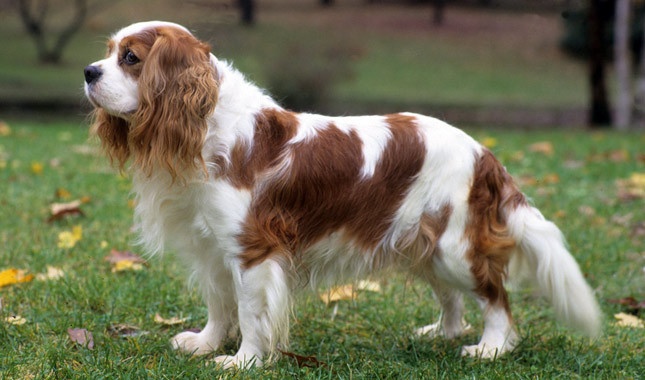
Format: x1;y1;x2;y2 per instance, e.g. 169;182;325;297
91;108;130;171
130;27;218;182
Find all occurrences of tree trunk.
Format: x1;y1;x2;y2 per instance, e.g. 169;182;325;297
588;0;612;127
613;0;632;130
239;0;255;25
634;13;645;127
18;0;88;64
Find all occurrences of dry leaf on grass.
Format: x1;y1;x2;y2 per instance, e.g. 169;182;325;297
108;324;149;338
320;284;356;305
608;297;645;312
0;120;11;136
5;315;27;325
528;141;554;156
614;312;645;328
320;280;381;305
154;313;189;326
35;266;65;281
105;250;147;273
616;173;645;201
0;268;35;288
68;328;94;349
57;226;83;249
48;200;85;222
279;349;327;368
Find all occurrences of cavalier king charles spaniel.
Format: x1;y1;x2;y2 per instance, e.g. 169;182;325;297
84;21;600;368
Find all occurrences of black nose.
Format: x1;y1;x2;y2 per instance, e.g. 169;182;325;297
84;65;103;84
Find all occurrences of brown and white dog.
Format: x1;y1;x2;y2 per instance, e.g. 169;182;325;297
84;21;601;368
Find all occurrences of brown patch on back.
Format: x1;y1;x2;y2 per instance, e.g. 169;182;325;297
221;109;299;188
237;113;427;268
466;149;527;311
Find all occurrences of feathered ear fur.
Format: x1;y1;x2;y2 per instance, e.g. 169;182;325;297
130;27;218;182
91;108;130;171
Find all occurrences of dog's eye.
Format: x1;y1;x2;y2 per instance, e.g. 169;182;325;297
123;50;139;65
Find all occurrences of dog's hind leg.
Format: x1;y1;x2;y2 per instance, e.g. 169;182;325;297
415;273;472;339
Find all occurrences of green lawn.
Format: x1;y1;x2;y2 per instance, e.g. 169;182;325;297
1;122;643;379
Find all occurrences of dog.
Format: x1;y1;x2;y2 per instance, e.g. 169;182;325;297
84;21;601;368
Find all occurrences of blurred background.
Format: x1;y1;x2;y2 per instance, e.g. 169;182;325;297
0;0;644;129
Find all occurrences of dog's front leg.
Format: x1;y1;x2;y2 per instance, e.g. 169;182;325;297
214;259;291;369
172;264;237;356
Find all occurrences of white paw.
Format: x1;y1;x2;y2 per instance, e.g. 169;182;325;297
415;322;443;338
415;319;472;339
461;343;510;359
171;330;217;356
212;354;262;369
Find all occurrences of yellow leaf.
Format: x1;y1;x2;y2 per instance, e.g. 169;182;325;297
55;188;72;199
154;313;189;326
614;312;644;328
543;173;560;184
30;161;43;175
481;137;498;149
0;121;11;136
0;268;34;288
5;315;27;325
357;280;382;292
35;266;65;281
111;260;144;273
320;284;356;305
528;141;554;156
72;225;82;240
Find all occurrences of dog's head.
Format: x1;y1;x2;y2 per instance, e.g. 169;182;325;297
84;21;219;180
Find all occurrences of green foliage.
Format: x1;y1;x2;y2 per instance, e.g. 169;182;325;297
0;122;643;379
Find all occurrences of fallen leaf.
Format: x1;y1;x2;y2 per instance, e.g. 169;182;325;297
55;188;72;199
0;268;35;288
108;324;149;338
481;137;498;149
320;284;356;305
48;200;85;223
279;349;327;368
154;313;189;326
30;161;43;175
104;250;146;264
608;149;630;162
111;261;144;273
614;312;645;328
0;121;11;136
68;328;94;349
105;250;146;272
57;226;83;249
320;281;381;305
35;266;65;281
616;173;645;201
5;315;27;325
542;173;560;184
528;141;554;156
357;280;382;292
608;297;645;312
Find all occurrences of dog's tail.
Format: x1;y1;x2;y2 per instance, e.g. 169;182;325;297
505;204;601;337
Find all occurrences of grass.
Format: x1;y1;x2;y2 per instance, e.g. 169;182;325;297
0;1;588;109
0;121;643;379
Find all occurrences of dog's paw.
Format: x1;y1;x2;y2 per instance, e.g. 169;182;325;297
461;343;509;359
171;330;217;356
415;319;472;339
212;354;262;369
